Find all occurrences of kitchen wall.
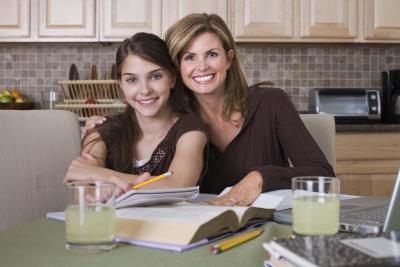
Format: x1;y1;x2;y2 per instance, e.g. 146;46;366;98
1;42;400;111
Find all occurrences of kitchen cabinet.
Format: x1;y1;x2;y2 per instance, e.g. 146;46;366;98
38;0;97;40
2;0;400;43
231;0;400;43
0;0;97;41
299;0;357;38
231;0;358;42
0;0;30;39
336;132;400;197
161;0;228;35
232;0;293;38
100;0;228;42
100;0;162;41
364;0;400;40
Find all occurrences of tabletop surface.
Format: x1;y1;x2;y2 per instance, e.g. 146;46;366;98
0;219;292;267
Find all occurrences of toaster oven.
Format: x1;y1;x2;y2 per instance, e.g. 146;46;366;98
310;88;381;123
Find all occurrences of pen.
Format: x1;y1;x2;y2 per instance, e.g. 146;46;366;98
131;171;173;189
209;228;264;254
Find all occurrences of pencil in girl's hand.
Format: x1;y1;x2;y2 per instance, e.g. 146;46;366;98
131;171;173;189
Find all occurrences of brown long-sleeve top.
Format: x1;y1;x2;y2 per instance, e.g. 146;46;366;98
199;87;335;194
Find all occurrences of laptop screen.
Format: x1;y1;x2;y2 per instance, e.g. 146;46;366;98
383;169;400;233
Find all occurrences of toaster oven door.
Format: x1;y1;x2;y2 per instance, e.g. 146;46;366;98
318;94;368;117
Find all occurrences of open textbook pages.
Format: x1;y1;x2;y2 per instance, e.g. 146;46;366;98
116;202;273;245
219;187;292;211
114;186;199;208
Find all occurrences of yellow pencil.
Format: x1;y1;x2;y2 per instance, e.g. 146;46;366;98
209;228;264;254
131;171;173;189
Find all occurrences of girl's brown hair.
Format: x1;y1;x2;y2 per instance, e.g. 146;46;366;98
83;32;187;173
164;13;249;122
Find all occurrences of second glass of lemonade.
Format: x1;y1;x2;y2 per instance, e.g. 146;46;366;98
292;176;340;236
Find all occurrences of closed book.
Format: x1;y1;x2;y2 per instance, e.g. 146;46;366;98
263;233;400;267
116;202;273;245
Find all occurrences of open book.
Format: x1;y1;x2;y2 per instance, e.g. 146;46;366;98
116;202;273;245
114;186;199;208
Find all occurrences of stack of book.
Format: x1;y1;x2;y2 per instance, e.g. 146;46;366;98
263;233;400;267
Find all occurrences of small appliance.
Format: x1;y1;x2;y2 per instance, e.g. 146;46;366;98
310;88;381;123
382;69;400;123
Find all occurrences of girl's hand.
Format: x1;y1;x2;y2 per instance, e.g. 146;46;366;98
63;158;130;196
81;116;106;136
204;171;263;206
130;172;152;188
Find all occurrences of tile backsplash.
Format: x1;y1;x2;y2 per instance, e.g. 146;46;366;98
1;42;400;111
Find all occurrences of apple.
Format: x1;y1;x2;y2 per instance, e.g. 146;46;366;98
85;98;97;104
0;95;13;103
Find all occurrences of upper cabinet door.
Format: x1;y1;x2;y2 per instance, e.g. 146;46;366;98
232;0;293;38
300;0;357;38
161;0;228;34
38;0;96;38
364;0;400;40
0;0;30;38
101;0;162;41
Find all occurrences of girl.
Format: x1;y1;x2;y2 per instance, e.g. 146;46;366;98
64;32;208;196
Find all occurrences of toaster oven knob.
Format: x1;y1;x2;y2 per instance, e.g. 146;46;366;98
372;106;377;111
370;94;377;100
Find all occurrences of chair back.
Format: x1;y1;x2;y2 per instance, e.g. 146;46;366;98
300;113;336;171
0;110;81;231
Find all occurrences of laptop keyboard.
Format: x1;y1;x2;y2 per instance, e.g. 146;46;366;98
341;206;387;222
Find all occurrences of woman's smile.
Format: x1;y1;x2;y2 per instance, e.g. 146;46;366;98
193;74;215;83
180;32;233;96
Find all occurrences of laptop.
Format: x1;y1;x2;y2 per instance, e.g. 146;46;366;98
273;169;400;234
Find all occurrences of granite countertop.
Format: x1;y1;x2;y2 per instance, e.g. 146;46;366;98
336;123;400;132
298;111;400;132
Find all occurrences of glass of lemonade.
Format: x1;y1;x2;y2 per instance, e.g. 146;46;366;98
65;181;116;253
292;176;340;236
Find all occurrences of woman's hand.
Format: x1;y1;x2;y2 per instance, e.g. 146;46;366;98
205;171;263;206
81;116;106;136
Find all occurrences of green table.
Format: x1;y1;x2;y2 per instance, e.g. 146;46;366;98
0;219;292;267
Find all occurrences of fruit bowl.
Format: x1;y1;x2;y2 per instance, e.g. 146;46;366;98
0;102;35;110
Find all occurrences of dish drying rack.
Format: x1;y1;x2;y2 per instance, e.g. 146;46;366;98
55;80;126;121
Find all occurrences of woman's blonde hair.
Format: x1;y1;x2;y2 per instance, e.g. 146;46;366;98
164;13;249;122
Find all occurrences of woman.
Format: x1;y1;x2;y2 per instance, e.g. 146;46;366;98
163;13;335;205
64;32;208;196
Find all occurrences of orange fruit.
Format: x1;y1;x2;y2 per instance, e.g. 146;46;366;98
10;89;21;99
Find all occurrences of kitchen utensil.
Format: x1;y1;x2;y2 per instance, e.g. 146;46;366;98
110;64;117;80
68;64;80;97
91;65;98;80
